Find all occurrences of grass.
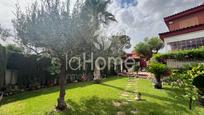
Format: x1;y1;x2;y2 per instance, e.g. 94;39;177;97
0;77;203;115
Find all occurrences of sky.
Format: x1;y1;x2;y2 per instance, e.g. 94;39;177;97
0;0;204;51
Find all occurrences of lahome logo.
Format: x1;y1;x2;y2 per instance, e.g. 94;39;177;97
66;52;136;71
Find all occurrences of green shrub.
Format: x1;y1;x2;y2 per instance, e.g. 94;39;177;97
133;64;140;73
148;62;167;78
148;62;169;89
154;47;204;61
168;64;204;109
193;75;204;88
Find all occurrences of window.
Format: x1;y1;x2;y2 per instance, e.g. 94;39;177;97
168;37;204;50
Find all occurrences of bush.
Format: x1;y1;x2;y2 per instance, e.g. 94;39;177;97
153;47;204;61
133;64;140;73
148;62;169;89
193;75;204;88
167;64;204;109
148;62;168;78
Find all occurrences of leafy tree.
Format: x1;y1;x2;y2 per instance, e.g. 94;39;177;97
82;0;117;28
134;37;164;60
13;0;116;110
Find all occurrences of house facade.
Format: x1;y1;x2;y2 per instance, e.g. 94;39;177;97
159;4;204;51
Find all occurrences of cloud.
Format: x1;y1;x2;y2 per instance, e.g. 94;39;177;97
105;0;204;52
0;0;203;50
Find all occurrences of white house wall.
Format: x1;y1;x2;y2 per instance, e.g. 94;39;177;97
164;30;204;51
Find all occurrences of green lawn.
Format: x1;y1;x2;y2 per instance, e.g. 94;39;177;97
0;77;203;115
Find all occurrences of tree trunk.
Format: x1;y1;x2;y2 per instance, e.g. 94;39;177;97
189;97;192;110
154;76;162;89
56;63;67;111
93;62;101;84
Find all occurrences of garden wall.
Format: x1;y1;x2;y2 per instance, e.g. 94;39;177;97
167;59;204;68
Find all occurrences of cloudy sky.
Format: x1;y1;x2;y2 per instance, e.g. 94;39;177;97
0;0;204;51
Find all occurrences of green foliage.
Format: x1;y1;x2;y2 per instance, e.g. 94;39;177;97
148;62;167;78
190;64;204;94
154;47;204;60
168;64;204;110
170;72;199;99
0;45;7;88
193;75;204;88
188;64;204;78
6;52;55;88
133;63;140;73
48;58;61;75
134;37;164;60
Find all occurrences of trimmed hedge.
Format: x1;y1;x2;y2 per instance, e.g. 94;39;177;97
6;51;56;88
0;45;6;88
154;47;204;60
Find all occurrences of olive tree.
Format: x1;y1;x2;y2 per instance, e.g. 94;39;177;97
12;0;116;110
134;37;164;60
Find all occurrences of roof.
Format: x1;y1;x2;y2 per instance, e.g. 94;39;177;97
159;23;204;40
164;4;204;22
123;51;140;59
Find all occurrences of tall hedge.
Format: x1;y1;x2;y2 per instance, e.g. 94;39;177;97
154;47;204;61
0;45;6;88
6;51;56;88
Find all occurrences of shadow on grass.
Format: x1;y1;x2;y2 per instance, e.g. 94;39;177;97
0;77;125;106
100;83;135;94
163;87;202;115
99;83;198;114
46;96;171;115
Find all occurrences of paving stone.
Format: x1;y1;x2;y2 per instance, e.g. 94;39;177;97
112;101;121;107
121;101;129;105
121;94;129;97
117;111;126;115
127;99;133;102
130;109;138;114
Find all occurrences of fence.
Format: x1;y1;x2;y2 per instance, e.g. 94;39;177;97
167;59;204;68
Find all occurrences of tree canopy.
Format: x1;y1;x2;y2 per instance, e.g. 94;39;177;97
134;37;164;60
12;0;119;111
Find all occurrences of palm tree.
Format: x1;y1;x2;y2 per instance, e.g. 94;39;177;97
81;0;117;81
82;0;117;28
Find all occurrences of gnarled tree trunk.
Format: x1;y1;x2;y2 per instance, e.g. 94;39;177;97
56;63;67;111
